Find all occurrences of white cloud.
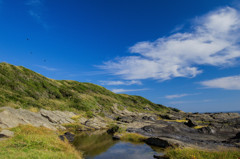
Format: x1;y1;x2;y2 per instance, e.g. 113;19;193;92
100;7;240;81
100;80;142;86
200;75;240;90
169;99;212;105
26;0;48;29
166;94;189;99
36;65;58;71
111;88;148;93
165;93;200;99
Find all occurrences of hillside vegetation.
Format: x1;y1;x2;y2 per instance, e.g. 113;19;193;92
0;62;169;114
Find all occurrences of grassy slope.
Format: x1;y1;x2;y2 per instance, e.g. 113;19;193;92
165;148;240;159
0;125;82;159
0;62;169;114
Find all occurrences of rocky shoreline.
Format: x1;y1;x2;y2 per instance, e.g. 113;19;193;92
0;106;240;151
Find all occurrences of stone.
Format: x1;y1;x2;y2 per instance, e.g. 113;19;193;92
40;109;75;124
0;107;77;130
146;137;172;148
184;119;197;127
112;135;121;140
59;132;75;142
198;127;216;134
0;130;14;138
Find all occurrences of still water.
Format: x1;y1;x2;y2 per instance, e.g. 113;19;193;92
73;131;164;159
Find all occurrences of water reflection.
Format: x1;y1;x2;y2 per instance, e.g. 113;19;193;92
73;131;164;159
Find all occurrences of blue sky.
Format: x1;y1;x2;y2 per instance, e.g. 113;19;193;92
0;0;240;112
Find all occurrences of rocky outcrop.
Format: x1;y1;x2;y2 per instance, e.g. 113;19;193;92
84;116;108;129
0;107;76;130
125;111;240;149
40;109;75;124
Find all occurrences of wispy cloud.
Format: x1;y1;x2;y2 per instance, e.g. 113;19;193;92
200;75;240;90
100;80;142;86
165;93;199;99
169;99;213;105
111;88;148;93
26;0;48;29
26;0;42;6
100;7;240;81
36;65;58;71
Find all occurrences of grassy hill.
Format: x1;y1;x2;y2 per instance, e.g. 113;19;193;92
0;62;169;114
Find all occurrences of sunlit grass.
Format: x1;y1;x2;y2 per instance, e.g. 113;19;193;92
117;132;147;143
163;119;188;122
165;148;240;159
0;125;82;159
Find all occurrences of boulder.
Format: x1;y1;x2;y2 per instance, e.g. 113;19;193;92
146;137;173;148
142;116;156;121
198;127;216;134
0;130;14;138
107;125;119;134
184;119;197;127
84;116;107;129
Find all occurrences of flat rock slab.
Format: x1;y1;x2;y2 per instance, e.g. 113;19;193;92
0;107;76;130
0;130;14;138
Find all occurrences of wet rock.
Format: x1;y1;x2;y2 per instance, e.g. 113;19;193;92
146;137;173;148
112;135;121;140
0;130;14;138
107;125;119;134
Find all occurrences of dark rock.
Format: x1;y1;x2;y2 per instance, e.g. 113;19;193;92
146;137;172;148
231;132;240;139
112;135;121;140
107;125;119;134
184;119;197;127
153;155;169;159
64;132;75;142
59;132;75;142
59;135;65;141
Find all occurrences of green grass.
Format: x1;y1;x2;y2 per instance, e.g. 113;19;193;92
0;125;82;159
165;148;240;159
117;132;147;143
163;119;188;123
0;62;170;114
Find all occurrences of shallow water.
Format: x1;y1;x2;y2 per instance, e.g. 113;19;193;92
73;131;164;159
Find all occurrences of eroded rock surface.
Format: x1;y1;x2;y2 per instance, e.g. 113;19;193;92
0;107;76;130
